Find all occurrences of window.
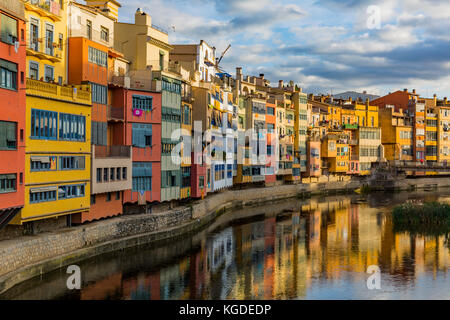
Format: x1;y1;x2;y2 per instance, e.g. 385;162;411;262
199;176;204;188
31;109;58;140
92;121;107;146
100;27;109;42
59;113;86;141
115;191;120;200
91;83;107;104
133;162;152;191
426;131;437;141
0;120;16;149
58;184;85;200
45;23;54;56
106;192;111;201
30;156;56;171
132;123;153;148
44;65;54;82
0;174;16;193
30;188;56;203
1;13;17;45
110;167;115;181
30;18;39;52
183;104;190;125
58;33;63;50
88;47;107;67
122;167;127;180
161;79;181;93
267;123;275;133
96;168;102;182
60;156;85;170
267;107;275;115
103;168;109;182
181;167;191;188
86;20;92;40
29;61;39;80
116;167;121;180
91;195;95;204
133;95;153;111
0;59;17;90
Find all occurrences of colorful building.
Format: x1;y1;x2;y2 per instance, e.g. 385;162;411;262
23;0;66;83
0;1;26;229
13;78;92;226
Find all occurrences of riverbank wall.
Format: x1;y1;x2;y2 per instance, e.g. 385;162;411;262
1;176;449;294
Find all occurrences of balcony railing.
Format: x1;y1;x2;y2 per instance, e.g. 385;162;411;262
25;0;61;20
107;106;124;121
94;145;131;158
26;42;63;63
26;78;91;105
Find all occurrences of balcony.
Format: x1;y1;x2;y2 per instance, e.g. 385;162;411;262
26;42;63;63
94;145;131;158
107;106;125;122
92;145;132;195
26;78;91;105
24;0;61;21
343;123;358;130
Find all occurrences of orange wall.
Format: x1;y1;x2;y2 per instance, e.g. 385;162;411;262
72;192;123;224
68;37;109;122
0;12;26;210
371;91;411;111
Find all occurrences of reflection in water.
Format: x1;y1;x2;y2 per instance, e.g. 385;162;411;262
1;191;449;300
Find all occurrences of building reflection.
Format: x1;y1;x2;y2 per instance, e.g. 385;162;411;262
75;196;449;300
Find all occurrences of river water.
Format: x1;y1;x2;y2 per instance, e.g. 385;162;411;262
1;190;449;300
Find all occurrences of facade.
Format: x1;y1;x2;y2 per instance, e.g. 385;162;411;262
14;79;92;225
0;1;26;229
23;0;66;84
379;107;413;162
115;9;181;203
180;80;193;199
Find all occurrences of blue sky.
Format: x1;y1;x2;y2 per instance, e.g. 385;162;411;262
114;0;450;98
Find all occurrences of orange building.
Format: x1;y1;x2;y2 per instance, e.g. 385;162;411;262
265;101;277;185
0;2;26;229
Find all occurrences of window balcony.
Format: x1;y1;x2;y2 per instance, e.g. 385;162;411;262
24;0;61;22
107;106;125;122
26;43;63;63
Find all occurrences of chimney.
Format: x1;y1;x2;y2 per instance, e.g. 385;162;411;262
363;90;367;94
412;89;416;94
349;97;352;103
366;98;370;107
135;9;151;26
259;73;264;80
278;80;284;89
434;94;437;106
403;88;408;92
235;67;242;96
445;97;448;104
236;67;243;81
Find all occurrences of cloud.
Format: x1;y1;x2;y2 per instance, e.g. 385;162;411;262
115;0;450;97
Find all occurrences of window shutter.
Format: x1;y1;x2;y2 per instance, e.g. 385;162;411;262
6;122;16;142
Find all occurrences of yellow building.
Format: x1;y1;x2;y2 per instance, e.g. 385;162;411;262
425;103;438;163
11;79;92;225
22;0;67;83
180;100;192;199
379;107;413;162
354;99;379;128
437;99;450;163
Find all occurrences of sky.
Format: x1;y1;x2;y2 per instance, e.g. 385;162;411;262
114;0;450;98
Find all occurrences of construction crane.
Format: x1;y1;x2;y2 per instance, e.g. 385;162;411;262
216;44;231;67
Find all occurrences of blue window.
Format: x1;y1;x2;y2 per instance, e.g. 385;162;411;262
59;113;86;141
58;184;85;200
132;95;153;111
31;109;58;140
162;79;181;93
60;156;85;170
132;123;152;148
30;188;57;203
31;156;57;171
132;162;152;192
227;164;232;178
267;145;274;155
91;82;107;104
88;47;107;67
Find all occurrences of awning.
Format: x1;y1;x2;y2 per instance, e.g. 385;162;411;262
30;186;58;193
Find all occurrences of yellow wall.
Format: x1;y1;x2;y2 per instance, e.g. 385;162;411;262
16;81;92;224
23;0;67;83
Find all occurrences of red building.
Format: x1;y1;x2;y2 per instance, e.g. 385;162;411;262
190;150;207;199
0;3;26;230
114;88;162;204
